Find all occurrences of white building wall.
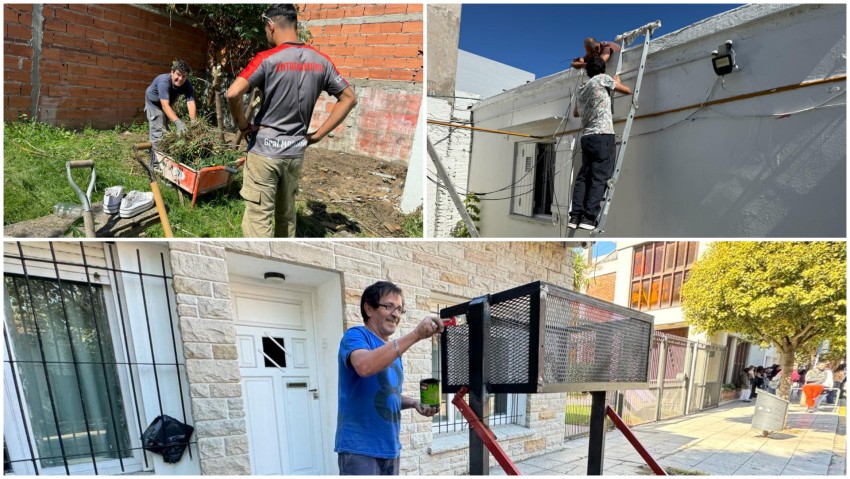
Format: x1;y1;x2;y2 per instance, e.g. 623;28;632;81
456;49;536;98
469;4;845;238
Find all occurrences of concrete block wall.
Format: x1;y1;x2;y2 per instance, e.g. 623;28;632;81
4;4;207;128
301;3;423;163
170;241;574;475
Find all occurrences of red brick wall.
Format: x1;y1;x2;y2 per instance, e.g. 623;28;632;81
300;3;423;163
4;4;207;128
301;3;423;83
587;272;616;302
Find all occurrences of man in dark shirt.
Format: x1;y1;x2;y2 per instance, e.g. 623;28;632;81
571;37;621;72
226;4;357;238
144;60;196;144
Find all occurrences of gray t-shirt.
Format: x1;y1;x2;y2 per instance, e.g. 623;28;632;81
144;73;195;109
239;42;350;159
577;74;616;136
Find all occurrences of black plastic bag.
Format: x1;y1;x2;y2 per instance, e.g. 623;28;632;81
141;415;194;463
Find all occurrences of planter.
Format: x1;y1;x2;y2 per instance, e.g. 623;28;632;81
721;388;740;401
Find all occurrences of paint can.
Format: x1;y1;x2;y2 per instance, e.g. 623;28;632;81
420;378;440;409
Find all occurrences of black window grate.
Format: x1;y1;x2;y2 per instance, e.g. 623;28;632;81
3;242;195;475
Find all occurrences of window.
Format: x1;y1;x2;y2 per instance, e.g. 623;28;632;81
630;242;698;311
4;274;131;471
3;241;191;476
512;141;556;218
429;295;524;435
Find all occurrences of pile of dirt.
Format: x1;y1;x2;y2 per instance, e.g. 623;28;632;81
299;148;409;237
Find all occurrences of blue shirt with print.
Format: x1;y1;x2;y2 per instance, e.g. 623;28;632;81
335;326;404;459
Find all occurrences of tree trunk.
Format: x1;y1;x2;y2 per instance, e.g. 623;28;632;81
211;65;224;142
778;343;796;400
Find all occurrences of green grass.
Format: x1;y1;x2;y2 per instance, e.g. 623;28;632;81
4;120;415;238
565;405;592;425
4;120;152;225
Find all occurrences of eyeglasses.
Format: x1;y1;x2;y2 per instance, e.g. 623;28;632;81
261;14;273;24
378;303;406;316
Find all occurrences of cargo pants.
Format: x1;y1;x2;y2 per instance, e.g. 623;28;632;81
240;152;304;238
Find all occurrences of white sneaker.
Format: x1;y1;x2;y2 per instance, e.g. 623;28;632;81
119;191;154;218
103;186;124;215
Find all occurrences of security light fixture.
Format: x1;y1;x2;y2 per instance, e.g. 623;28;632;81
711;40;738;76
264;272;286;284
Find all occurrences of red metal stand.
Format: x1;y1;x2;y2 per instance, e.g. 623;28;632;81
606;406;668;475
452;387;522;475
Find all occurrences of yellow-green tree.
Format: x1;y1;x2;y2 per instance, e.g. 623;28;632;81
681;242;846;400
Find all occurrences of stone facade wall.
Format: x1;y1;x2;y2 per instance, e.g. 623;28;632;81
169;240;574;475
167;242;249;475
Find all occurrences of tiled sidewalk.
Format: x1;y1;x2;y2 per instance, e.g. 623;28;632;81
491;400;846;475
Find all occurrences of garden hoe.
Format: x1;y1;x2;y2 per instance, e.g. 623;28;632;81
66;160;97;237
133;142;174;238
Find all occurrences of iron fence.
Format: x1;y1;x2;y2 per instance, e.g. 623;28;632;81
3;241;195;475
565;331;728;438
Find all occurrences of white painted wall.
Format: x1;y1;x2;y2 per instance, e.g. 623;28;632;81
456;49;536;98
469;4;846;238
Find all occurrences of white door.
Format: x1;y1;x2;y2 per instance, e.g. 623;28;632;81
231;283;324;475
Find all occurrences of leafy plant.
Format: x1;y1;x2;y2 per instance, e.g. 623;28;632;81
451;193;481;237
156;120;243;169
401;207;424;237
681;242;846;400
166;4;314;128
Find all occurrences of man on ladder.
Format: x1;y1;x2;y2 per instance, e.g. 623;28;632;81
567;56;632;231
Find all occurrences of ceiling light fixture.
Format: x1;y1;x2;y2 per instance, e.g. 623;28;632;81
264;272;286;284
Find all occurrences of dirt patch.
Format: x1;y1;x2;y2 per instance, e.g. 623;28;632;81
299;147;409;237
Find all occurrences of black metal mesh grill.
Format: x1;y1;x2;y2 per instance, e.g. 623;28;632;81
441;281;653;394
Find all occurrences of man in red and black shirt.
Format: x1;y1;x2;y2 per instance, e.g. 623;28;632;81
226;4;357;238
571;37;621;73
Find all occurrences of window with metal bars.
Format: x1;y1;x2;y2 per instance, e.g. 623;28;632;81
429;296;525;434
3;241;195;476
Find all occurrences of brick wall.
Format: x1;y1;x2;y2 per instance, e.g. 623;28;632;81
4;4;207;128
300;4;423;163
587;272;617;302
170;240;574;475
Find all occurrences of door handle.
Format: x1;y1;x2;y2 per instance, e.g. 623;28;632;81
308;388;319;399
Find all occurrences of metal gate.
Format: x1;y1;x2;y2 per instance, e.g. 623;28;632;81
566;332;728;438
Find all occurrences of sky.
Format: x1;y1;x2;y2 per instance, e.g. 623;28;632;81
459;4;745;78
592;242;616;259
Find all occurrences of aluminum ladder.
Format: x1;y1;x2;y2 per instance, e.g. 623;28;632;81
590;20;661;237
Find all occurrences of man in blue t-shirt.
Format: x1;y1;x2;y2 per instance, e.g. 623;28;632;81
335;281;443;475
144;59;197;145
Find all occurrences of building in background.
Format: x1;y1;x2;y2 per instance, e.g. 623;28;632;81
464;4;845;238
426;2;537;236
585;241;778;386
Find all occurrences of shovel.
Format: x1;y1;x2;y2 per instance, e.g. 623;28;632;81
133;142;174;238
66;160;97;237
